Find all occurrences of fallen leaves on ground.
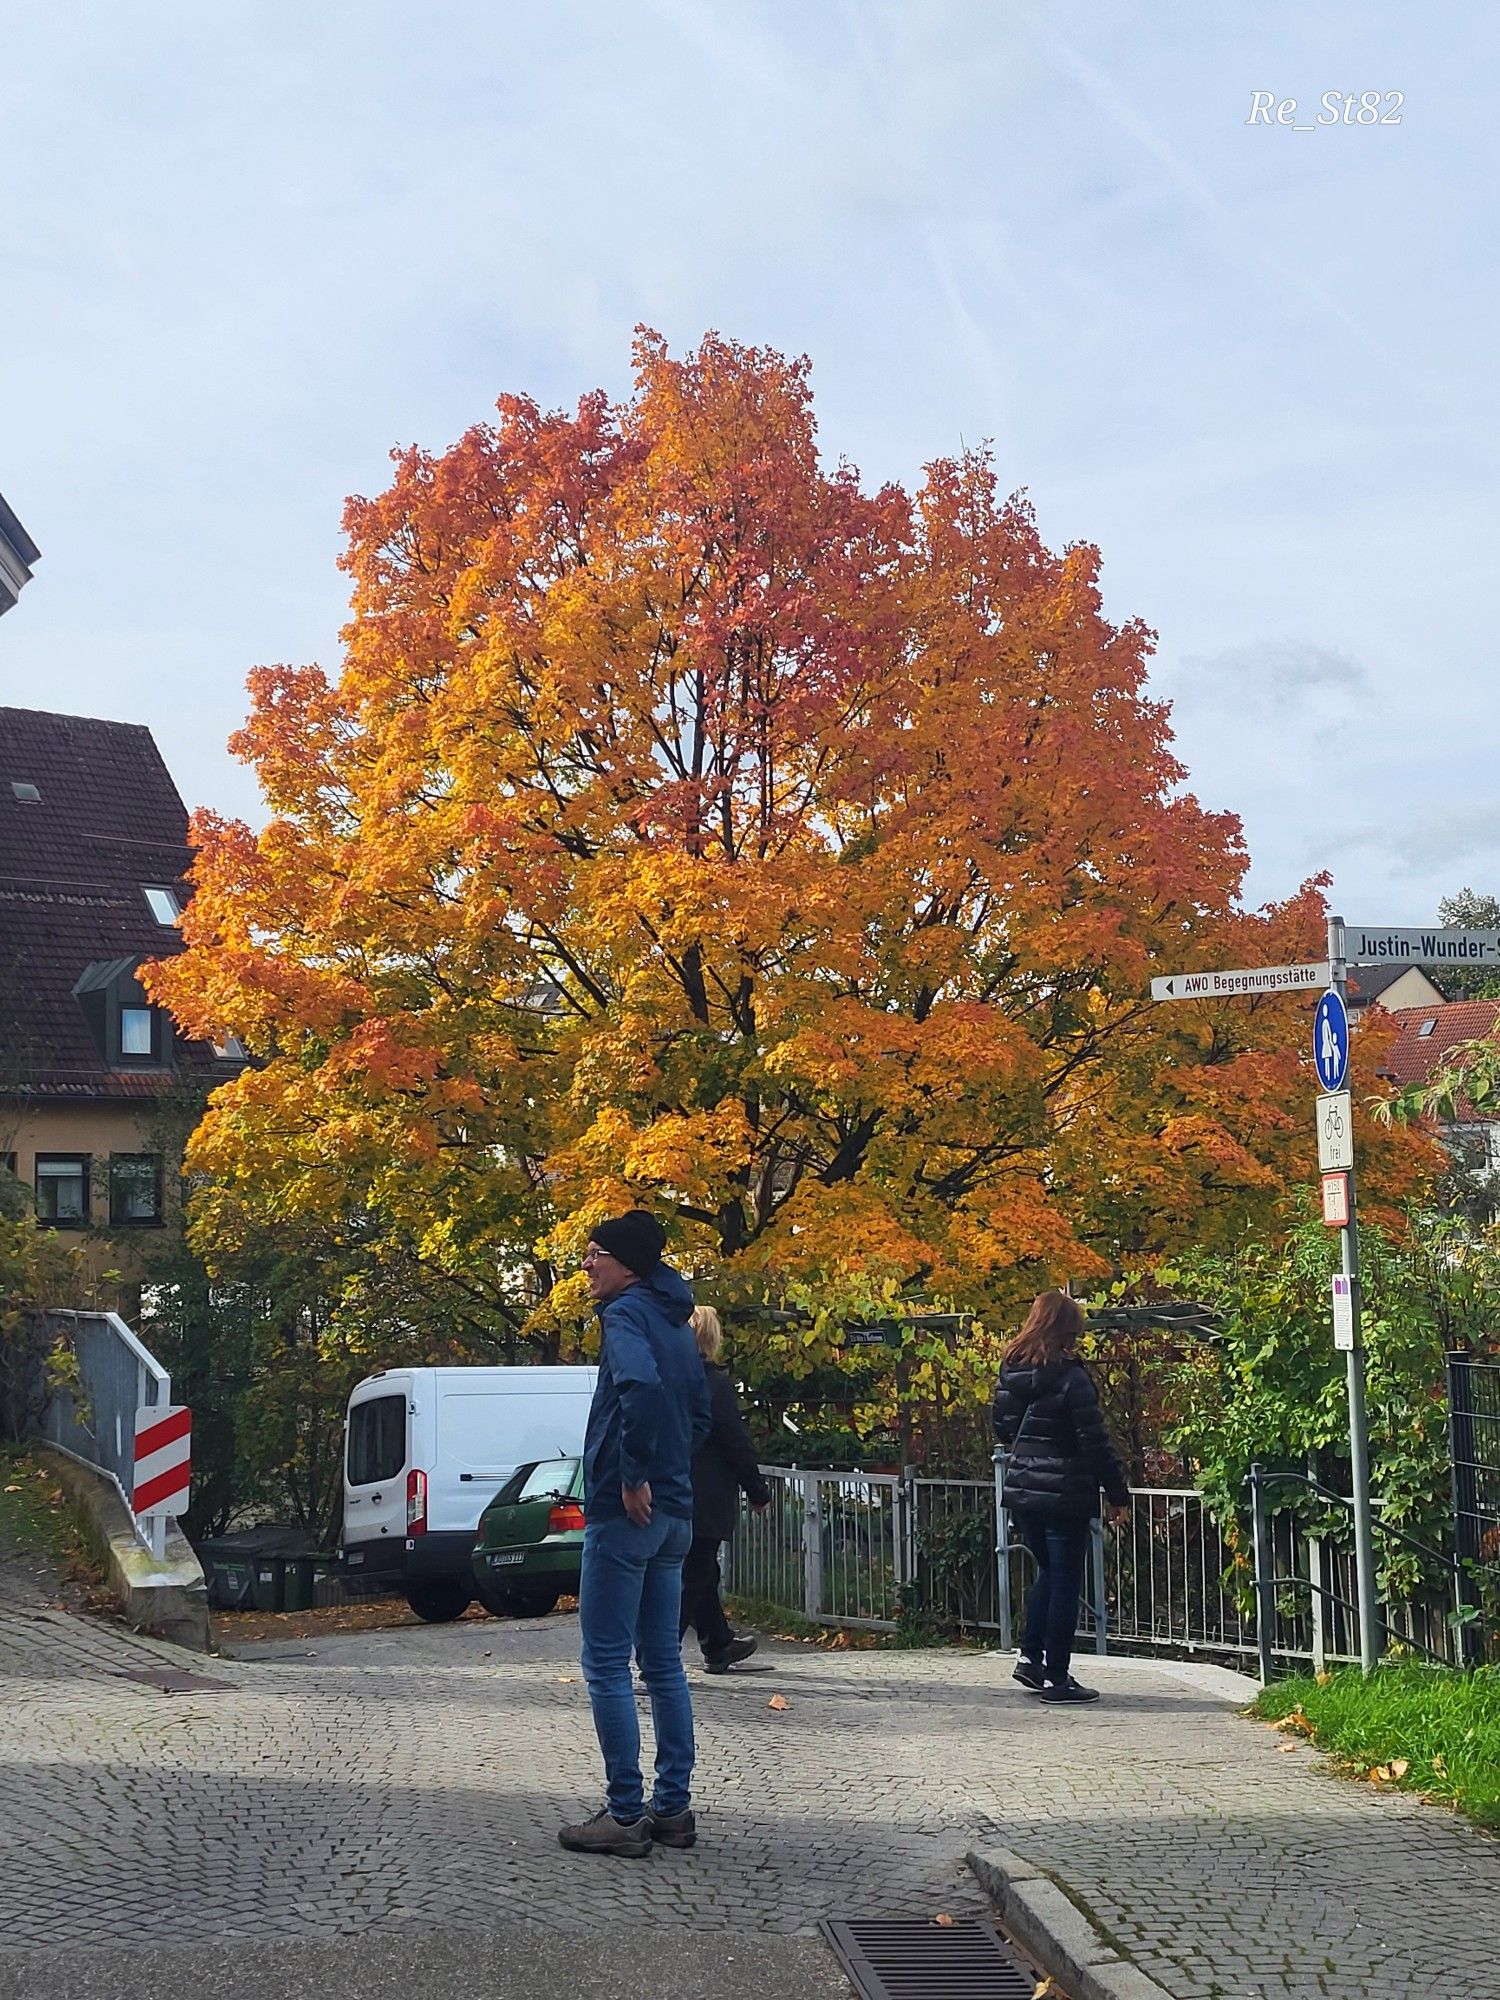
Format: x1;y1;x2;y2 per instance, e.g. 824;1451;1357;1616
1271;1706;1315;1737
1033;1978;1063;1999
1390;1758;1410;1779
1278;1740;1300;1753
933;1913;954;1927
768;1693;790;1711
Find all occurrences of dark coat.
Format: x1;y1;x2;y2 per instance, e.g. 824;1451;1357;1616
992;1357;1129;1520
692;1360;771;1540
584;1265;711;1524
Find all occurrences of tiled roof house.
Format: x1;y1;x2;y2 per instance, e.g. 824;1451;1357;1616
0;705;236;1248
0;489;39;619
1380;999;1500;1177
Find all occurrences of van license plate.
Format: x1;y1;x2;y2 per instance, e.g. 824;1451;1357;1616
488;1552;525;1567
346;1552;364;1566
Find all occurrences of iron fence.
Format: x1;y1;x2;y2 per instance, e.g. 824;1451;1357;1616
725;1460;1480;1674
1448;1352;1500;1575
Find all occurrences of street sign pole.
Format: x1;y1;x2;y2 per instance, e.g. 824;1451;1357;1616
1328;912;1380;1674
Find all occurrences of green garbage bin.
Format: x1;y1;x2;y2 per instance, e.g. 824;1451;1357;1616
251;1557;286;1613
281;1556;315;1614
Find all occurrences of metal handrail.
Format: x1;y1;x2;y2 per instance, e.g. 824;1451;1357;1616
1248;1462;1467;1680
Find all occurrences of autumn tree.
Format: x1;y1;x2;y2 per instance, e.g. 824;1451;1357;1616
148;331;1431;1391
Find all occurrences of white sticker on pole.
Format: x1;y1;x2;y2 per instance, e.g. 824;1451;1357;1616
134;1405;191;1519
1331;1275;1355;1352
1316;1090;1353;1173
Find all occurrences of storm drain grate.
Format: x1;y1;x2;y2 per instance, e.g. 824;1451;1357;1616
821;1917;1041;1999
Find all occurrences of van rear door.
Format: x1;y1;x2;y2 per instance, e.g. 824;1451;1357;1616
343;1379;410;1559
430;1375;594;1534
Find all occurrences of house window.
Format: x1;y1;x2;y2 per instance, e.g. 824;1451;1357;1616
119;1005;157;1059
9;781;40;803
110;1154;163;1226
35;1155;90;1227
1418;1018;1438;1038
141;885;182;925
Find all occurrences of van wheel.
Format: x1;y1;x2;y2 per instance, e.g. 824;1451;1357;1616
405;1579;473;1623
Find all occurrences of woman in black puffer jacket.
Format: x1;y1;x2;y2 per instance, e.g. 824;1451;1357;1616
993;1290;1129;1704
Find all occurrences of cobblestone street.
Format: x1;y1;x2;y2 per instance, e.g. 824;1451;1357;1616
5;1598;1500;1999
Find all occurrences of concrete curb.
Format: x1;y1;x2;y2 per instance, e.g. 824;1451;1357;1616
966;1845;1178;2000
41;1447;210;1652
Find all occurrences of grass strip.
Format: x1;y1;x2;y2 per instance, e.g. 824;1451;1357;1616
1255;1662;1500;1830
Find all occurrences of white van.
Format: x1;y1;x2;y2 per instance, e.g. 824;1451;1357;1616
341;1364;596;1621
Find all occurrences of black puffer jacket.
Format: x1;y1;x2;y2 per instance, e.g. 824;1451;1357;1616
692;1361;772;1540
992;1358;1129;1519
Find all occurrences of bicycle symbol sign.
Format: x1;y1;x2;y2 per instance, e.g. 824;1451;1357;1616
1314;989;1349;1092
1316;1087;1354;1172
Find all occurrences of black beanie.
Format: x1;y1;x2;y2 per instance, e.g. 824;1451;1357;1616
589;1209;667;1278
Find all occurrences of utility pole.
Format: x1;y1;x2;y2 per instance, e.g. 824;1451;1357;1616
1327;912;1381;1673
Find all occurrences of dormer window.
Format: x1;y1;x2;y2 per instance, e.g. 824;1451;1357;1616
120;1005;156;1058
142;885;182;925
74;958;172;1070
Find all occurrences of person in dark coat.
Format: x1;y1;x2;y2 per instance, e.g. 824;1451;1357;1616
680;1305;771;1671
992;1289;1130;1705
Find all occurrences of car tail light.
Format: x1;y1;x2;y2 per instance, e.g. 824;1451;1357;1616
406;1467;428;1532
548;1501;585;1534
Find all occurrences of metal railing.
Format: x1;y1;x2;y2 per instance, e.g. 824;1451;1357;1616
726;1459;1484;1675
1448;1352;1500;1572
1248;1462;1476;1676
35;1309;173;1559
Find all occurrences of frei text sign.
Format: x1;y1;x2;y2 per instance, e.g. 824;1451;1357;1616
1345;925;1500;967
1150;961;1331;1003
1316;1090;1353;1173
133;1404;191;1519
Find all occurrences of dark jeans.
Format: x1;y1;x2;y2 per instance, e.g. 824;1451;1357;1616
1014;1511;1091;1686
680;1534;734;1656
579;1512;694;1821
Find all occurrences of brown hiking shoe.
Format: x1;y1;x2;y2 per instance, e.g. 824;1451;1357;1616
557;1807;653;1857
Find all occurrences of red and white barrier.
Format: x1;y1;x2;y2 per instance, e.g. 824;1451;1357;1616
133;1404;191;1518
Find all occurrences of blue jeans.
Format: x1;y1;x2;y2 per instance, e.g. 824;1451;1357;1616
578;1511;694;1822
1014;1512;1091;1685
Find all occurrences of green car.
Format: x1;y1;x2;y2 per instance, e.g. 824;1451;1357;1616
471;1455;585;1617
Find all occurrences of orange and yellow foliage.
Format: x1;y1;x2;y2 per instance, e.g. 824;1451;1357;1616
147;330;1432;1362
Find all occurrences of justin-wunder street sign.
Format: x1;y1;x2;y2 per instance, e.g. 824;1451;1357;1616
1150;961;1331;1002
1345;924;1500;967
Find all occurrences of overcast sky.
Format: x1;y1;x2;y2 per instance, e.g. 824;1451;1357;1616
2;1;1494;924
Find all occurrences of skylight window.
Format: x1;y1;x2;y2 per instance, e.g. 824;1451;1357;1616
1418;1018;1438;1038
9;781;39;803
142;885;182;924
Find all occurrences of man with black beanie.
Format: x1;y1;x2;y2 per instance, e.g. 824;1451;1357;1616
558;1209;711;1859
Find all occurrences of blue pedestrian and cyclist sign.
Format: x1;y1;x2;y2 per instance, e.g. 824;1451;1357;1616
1314;988;1349;1093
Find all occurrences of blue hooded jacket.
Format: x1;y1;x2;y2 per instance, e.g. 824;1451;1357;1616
583;1263;711;1524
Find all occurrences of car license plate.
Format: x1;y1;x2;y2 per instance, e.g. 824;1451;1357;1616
488;1551;524;1567
346;1552;364;1566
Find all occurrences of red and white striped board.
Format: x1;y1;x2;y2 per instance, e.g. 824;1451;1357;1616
134;1404;191;1518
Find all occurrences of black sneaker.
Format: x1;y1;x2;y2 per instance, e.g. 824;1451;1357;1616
703;1634;758;1673
1012;1657;1045;1692
1037;1676;1100;1704
646;1803;697;1849
557;1807;653;1857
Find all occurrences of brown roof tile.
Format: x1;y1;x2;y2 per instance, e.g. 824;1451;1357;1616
1380;999;1500;1118
0;706;218;1101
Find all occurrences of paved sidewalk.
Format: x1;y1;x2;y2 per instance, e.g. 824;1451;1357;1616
4;1600;1500;1999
